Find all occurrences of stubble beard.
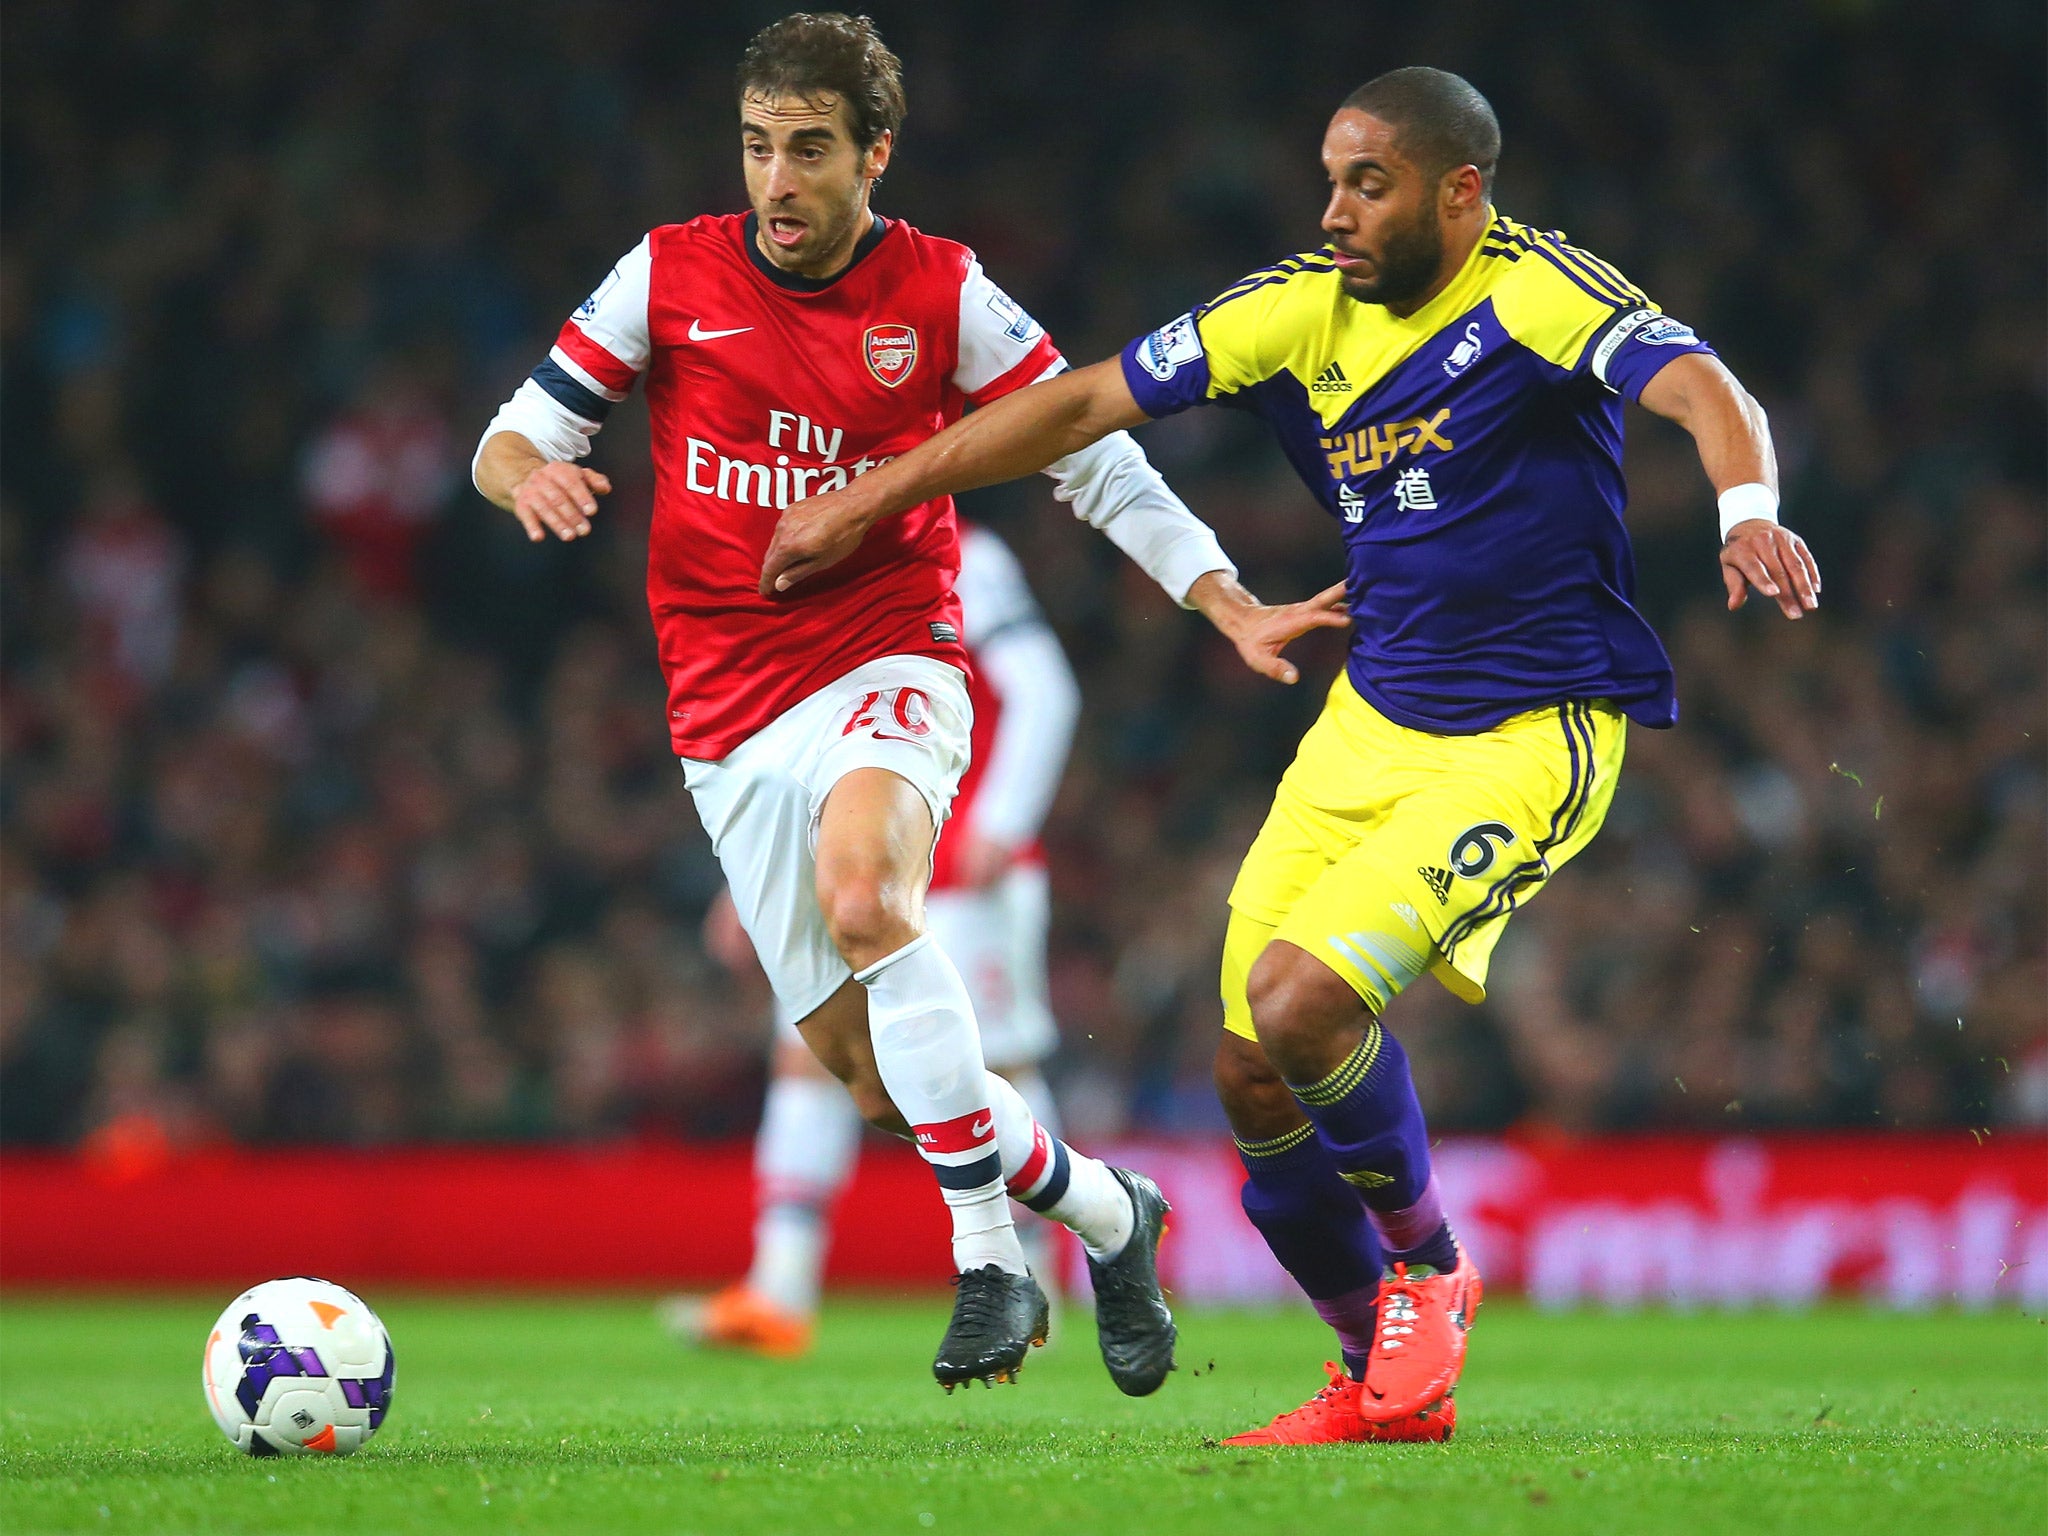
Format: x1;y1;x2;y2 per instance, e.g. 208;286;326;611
759;184;868;278
1341;205;1445;309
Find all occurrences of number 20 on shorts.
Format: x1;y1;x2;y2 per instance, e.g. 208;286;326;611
842;687;934;742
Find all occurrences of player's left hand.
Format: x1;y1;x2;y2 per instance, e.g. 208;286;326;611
1720;520;1820;620
760;487;873;595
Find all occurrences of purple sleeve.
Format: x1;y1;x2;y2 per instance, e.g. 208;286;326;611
1584;306;1719;402
1118;312;1214;419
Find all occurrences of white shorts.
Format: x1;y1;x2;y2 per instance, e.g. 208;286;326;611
683;655;972;1026
925;863;1058;1067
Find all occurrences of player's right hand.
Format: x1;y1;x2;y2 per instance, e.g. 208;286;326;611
511;462;612;543
1193;575;1353;685
1719;519;1820;620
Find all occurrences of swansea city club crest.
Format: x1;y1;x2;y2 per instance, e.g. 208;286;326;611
864;323;918;388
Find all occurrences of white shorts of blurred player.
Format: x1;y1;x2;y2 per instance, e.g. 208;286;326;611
681;653;972;1027
923;865;1058;1067
768;863;1057;1067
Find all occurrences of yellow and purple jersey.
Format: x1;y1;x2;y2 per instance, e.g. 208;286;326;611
1120;211;1716;733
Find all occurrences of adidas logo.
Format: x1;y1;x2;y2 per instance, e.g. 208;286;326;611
1419;866;1453;904
1310;361;1353;394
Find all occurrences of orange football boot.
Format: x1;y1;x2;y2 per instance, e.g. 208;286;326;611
675;1285;814;1359
1357;1250;1483;1424
1222;1362;1456;1446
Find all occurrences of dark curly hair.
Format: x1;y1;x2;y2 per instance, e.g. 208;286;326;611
736;13;906;151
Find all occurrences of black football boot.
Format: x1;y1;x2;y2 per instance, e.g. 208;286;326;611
932;1265;1050;1391
1086;1168;1177;1396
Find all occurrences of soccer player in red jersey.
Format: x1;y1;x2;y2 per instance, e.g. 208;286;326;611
673;522;1084;1359
473;14;1339;1393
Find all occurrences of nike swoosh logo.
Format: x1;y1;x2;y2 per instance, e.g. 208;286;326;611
970;1116;994;1139
688;320;753;341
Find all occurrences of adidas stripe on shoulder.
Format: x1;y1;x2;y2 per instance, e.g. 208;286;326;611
1203;250;1338;315
1486;218;1647;308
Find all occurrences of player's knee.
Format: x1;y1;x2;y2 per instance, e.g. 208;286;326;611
816;871;918;971
1245;943;1363;1060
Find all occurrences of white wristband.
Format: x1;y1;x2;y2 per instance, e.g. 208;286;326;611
1717;482;1780;542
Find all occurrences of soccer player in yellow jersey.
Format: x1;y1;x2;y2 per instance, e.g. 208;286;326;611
761;67;1821;1444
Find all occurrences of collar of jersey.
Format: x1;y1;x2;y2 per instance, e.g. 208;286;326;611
1304;207;1506;427
1384;207;1503;337
741;211;891;292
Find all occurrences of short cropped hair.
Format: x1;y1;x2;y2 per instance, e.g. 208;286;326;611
736;12;906;151
1342;67;1500;196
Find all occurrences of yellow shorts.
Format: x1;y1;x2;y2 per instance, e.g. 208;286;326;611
1221;673;1625;1039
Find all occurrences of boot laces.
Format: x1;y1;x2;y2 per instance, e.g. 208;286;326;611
1378;1263;1424;1352
1271;1363;1353;1426
949;1266;1012;1331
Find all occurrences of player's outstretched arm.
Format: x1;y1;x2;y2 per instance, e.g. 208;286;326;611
474;430;613;544
1637;353;1820;621
759;359;1144;594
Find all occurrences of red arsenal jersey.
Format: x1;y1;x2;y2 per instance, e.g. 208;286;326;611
527;212;1062;759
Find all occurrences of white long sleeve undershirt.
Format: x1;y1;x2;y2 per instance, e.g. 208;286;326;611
1040;427;1234;607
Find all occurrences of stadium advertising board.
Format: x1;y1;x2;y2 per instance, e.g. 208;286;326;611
3;1135;2040;1308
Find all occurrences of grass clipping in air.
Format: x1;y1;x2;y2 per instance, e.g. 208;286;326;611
1;1296;2042;1535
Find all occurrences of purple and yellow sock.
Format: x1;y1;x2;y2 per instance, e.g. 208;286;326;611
1286;1020;1460;1274
1234;1122;1383;1376
1369;1170;1458;1273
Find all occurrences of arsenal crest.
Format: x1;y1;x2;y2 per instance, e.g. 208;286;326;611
864;323;918;388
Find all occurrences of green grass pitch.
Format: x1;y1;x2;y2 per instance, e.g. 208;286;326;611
2;1294;2042;1535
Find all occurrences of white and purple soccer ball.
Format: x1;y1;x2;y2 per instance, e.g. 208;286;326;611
202;1277;395;1456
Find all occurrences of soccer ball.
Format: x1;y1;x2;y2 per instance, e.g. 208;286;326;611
202;1277;395;1456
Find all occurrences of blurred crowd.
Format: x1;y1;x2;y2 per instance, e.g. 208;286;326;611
2;1;2042;1153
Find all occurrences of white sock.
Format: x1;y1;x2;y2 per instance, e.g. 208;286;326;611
984;1070;1134;1262
1003;1066;1061;1141
1016;1215;1058;1299
750;1205;828;1317
998;1068;1063;1295
857;935;1025;1276
746;1075;862;1315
